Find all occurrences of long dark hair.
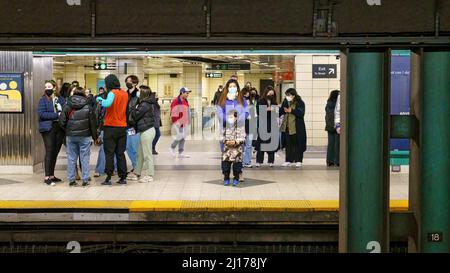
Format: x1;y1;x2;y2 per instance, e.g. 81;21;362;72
60;82;72;98
285;88;302;104
261;86;277;105
218;79;244;107
328;90;340;103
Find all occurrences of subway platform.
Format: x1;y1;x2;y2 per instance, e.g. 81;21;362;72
0;137;408;207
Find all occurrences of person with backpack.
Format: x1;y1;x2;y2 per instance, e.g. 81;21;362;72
326;90;340;166
169;87;191;158
59;87;98;187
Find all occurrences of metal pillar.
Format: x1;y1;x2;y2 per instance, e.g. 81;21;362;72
339;49;390;253
420;50;450;252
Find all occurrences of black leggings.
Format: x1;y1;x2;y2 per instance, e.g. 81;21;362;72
41;122;65;177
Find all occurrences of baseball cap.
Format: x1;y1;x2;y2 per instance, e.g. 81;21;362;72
180;87;191;94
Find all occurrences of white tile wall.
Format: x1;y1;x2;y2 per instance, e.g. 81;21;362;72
295;54;341;148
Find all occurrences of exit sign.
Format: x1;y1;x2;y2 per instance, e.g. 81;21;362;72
93;63;108;70
205;73;223;78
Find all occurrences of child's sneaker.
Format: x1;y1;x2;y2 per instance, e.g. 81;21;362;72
223;179;230;186
232;179;239;187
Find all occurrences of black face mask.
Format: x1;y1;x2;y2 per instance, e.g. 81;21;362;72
45;89;54;96
126;83;134;90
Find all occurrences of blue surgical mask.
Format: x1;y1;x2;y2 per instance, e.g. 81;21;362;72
228;87;237;94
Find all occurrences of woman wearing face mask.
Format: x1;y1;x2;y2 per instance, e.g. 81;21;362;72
216;79;248;181
37;80;66;186
279;88;307;167
255;86;279;167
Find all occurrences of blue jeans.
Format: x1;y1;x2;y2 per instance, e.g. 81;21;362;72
152;127;161;151
95;131;117;175
66;136;91;182
126;129;140;170
243;134;253;166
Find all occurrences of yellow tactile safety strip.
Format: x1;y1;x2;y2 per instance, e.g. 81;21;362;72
0;200;409;212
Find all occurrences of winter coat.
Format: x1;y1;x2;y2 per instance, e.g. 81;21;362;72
59;95;97;140
221;122;246;162
130;95;156;133
37;95;65;133
279;97;307;153
325;100;337;132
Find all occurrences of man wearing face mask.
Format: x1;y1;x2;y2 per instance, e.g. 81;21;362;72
212;85;223;105
125;75;140;179
38;80;66;186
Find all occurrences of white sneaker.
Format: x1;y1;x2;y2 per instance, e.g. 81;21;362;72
139;176;153;183
282;162;291;167
255;163;261;167
295;162;303;168
269;163;274;167
244;164;253;168
178;153;190;158
170;147;177;157
127;173;139;181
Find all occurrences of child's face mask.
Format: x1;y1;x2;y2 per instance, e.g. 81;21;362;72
227;117;236;124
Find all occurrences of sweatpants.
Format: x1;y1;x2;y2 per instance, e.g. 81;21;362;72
103;126;127;179
135;127;156;177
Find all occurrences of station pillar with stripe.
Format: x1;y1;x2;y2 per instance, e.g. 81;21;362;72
339;49;391;253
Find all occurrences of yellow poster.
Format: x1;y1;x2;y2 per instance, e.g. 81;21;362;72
0;73;23;113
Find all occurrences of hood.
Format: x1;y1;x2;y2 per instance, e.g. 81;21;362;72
141;94;156;105
68;95;88;109
105;74;121;91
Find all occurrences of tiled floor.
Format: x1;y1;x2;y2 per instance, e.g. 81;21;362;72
0;136;409;201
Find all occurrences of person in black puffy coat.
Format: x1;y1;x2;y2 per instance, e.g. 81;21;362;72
129;85;156;183
59;87;98;187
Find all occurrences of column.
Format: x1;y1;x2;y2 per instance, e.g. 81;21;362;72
339;49;390;253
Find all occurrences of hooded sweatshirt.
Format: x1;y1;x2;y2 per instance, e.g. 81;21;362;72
59;95;97;140
97;74;128;128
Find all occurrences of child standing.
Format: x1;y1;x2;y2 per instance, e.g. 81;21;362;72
221;111;246;186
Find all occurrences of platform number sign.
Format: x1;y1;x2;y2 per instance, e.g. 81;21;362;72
67;241;81;253
366;241;381;253
205;73;223;78
428;232;443;242
66;0;81;6
366;0;381;6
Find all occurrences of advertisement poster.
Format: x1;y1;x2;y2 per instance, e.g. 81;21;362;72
0;73;24;113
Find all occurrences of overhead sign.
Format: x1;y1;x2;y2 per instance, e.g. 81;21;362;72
205;73;223;78
207;63;251;71
93;63;108;70
0;73;24;113
312;64;337;79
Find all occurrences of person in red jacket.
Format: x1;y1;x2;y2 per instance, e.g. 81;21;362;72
170;87;191;158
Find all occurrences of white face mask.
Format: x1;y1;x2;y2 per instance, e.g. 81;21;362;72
286;96;293;102
227;117;236;124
